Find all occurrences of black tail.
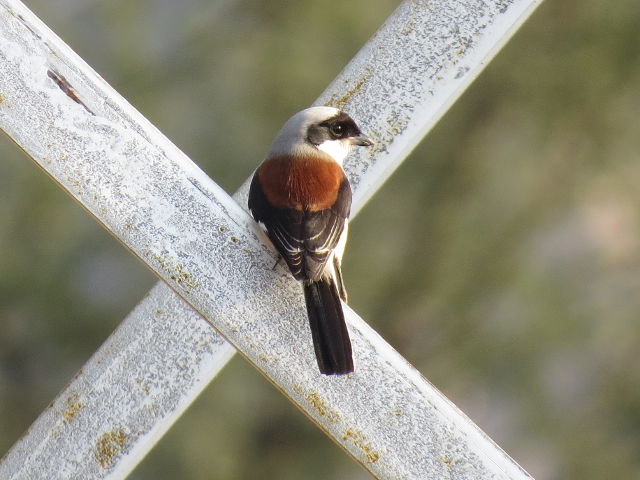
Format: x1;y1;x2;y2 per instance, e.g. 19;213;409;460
303;277;354;375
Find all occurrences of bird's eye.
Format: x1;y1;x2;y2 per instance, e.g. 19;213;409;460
329;124;344;138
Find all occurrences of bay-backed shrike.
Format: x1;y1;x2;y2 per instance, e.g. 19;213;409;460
248;107;373;375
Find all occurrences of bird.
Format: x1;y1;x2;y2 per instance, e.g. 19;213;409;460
248;106;373;375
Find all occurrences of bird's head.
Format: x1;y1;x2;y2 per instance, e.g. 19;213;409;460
268;106;373;164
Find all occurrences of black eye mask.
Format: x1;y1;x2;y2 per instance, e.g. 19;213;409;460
307;112;361;145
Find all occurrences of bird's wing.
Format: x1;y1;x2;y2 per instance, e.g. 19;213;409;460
248;173;351;282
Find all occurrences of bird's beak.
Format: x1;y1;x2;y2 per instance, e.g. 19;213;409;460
349;135;374;147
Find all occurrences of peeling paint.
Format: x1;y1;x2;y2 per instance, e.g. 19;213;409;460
46;69;94;115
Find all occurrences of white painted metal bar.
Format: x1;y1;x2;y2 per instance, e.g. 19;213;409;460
0;0;542;479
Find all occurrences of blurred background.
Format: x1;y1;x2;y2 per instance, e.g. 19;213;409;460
1;0;640;478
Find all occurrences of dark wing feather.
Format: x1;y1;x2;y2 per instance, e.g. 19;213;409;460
248;173;351;282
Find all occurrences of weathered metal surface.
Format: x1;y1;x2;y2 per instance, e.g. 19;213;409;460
0;0;541;478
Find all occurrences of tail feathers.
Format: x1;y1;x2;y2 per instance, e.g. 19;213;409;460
304;278;354;375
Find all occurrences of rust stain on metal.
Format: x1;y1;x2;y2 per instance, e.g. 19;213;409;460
95;428;128;469
47;69;94;115
306;392;341;424
327;68;373;110
342;428;380;463
135;377;151;395
439;453;460;470
151;254;198;293
63;394;83;424
170;269;195;290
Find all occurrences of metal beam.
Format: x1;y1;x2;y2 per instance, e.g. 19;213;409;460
0;0;541;478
